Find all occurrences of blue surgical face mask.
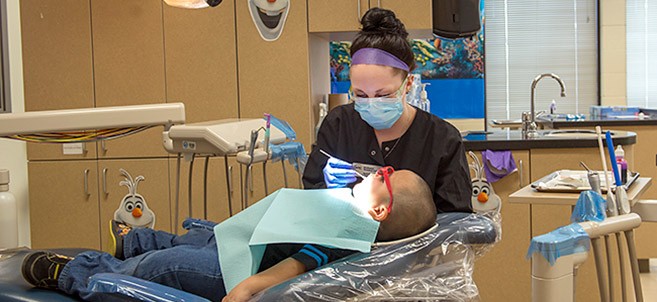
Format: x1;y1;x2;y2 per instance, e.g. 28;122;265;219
350;78;407;130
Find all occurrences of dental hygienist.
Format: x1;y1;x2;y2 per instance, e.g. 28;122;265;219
303;7;472;213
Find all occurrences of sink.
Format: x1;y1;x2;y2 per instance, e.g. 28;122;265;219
543;129;606;138
491;119;522;125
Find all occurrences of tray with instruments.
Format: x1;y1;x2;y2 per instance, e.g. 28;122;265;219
530;170;640;193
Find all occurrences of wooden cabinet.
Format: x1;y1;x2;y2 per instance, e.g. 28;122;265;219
98;159;171;251
370;0;432;30
28;159;171;251
469;150;531;302
28;161;101;249
21;0;169;159
236;0;316;148
20;0;95;112
308;0;432;33
308;0;368;33
163;2;239;122
169;157;241;234
90;0;167;158
20;0;97;161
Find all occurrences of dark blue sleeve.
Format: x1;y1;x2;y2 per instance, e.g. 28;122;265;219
289;244;358;271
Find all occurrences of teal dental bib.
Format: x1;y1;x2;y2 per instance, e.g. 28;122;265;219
214;188;380;291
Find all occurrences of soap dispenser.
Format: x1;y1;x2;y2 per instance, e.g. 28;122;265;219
0;169;18;249
420;83;431;112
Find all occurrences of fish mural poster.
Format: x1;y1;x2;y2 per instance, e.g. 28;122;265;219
330;1;485;119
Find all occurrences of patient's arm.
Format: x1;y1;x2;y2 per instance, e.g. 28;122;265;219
223;257;305;302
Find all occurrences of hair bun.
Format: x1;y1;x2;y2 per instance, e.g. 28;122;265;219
360;7;408;39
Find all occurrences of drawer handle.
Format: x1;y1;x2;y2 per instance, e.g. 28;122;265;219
357;0;361;21
102;168;108;195
519;160;524;188
84;169;90;197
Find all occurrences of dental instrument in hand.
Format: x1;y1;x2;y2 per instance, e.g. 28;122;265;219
580;161;601;194
319;149;366;179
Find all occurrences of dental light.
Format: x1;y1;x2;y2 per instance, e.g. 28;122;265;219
163;0;222;9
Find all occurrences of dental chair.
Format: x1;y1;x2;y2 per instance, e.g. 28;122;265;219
0;212;498;302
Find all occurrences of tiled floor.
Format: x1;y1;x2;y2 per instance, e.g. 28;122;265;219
640;259;657;299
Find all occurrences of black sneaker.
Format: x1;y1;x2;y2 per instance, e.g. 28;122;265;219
108;220;131;260
21;251;73;289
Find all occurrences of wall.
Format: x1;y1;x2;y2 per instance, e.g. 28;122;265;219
600;0;627;106
0;1;28;246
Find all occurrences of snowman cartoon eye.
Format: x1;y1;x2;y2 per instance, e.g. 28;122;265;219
481;186;490;195
135;201;143;209
125;202;135;212
472;186;480;196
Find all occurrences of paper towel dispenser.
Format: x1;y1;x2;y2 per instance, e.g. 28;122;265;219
432;0;481;39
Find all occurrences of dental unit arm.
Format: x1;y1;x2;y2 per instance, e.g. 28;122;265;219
0;103;186;141
531;213;642;302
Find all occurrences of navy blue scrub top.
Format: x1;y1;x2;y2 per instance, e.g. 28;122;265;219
303;103;473;213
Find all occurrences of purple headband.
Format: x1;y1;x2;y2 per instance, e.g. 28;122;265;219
351;48;410;72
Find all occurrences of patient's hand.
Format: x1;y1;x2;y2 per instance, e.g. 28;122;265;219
223;257;307;302
223;281;255;302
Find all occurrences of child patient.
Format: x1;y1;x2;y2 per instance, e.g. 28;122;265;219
22;168;437;302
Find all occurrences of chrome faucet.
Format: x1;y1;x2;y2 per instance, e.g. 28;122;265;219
524;73;567;138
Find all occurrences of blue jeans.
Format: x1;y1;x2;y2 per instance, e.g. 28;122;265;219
57;227;227;301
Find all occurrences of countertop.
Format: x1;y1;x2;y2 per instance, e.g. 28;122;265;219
462;129;637;151
509;177;652;206
539;115;657;128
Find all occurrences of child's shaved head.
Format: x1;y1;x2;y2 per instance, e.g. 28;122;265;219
353;169;437;242
375;170;436;241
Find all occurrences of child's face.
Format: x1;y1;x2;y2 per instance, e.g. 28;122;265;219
352;173;390;209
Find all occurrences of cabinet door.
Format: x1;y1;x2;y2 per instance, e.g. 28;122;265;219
20;0;97;160
91;0;167;158
236;0;313;149
98;159;171;252
371;0;432;30
469;150;531;302
28;161;100;249
308;0;368;33
169;156;239;234
164;2;239;122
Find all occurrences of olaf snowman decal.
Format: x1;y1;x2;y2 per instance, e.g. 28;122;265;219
468;151;502;214
114;169;156;228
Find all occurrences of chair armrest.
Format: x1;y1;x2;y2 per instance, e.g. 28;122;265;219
85;273;211;302
435;212;498;245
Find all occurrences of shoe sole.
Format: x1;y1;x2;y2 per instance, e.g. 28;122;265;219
21;251;70;289
21;252;44;286
108;220;126;259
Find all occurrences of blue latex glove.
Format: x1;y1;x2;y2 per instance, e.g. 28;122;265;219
323;157;358;188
